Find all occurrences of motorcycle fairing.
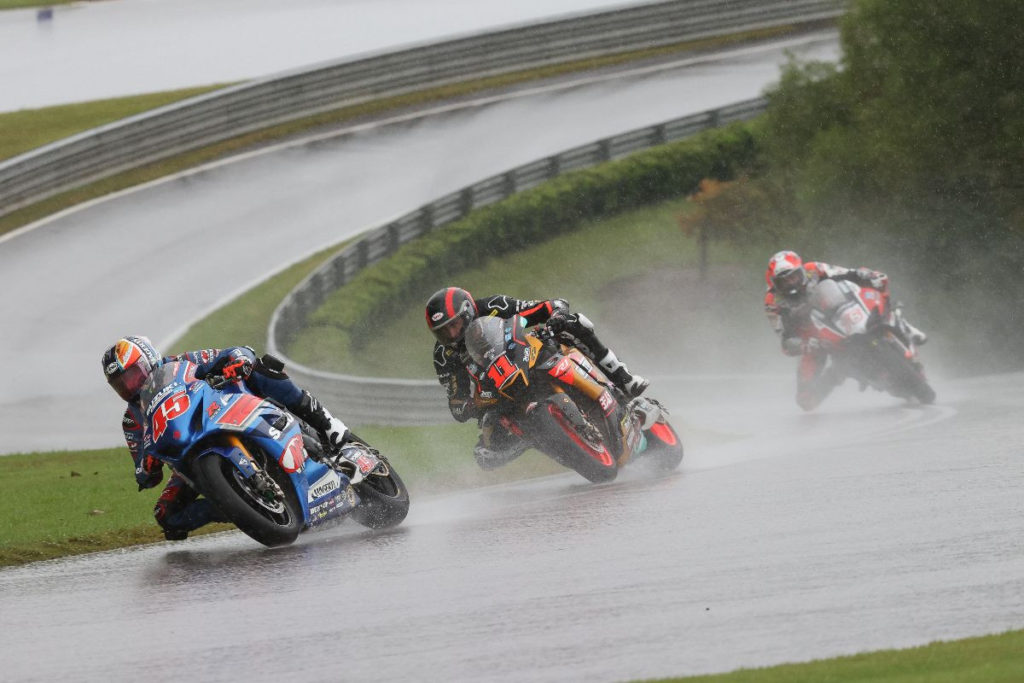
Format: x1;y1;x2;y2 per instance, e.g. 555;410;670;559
140;360;324;526
304;467;357;527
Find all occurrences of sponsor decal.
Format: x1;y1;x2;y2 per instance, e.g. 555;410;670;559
267;426;281;440
599;391;615;413
207;403;221;418
555;359;571;376
308;472;340;501
145;382;179;416
356;454;376;474
278;434;306;473
431;311;444;322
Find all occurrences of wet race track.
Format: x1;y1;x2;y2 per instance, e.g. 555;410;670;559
2;5;1023;680
3;374;1024;681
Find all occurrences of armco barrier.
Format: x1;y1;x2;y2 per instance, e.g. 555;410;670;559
267;98;769;425
0;0;842;218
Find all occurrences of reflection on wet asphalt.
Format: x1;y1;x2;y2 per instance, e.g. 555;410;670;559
3;375;1023;682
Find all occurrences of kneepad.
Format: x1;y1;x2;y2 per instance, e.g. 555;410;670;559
254;353;289;380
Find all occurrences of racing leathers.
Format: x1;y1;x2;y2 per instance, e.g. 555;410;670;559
123;346;348;540
764;261;925;410
431;294;647;469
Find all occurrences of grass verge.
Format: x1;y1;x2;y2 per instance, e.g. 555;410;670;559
0;85;228;161
290;195;703;377
0;23;805;239
652;628;1024;682
1;0;73;8
0;424;561;568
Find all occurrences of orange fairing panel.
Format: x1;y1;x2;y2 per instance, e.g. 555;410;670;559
548;355;605;400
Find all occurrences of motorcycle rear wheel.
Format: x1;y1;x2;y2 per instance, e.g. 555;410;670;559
534;395;618;483
350;457;410;530
195;450;303;547
641;420;684;473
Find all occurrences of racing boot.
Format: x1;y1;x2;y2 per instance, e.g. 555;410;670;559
293;390;350;452
894;308;927;346
597;349;649;398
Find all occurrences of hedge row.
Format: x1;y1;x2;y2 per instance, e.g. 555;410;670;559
293;123;758;356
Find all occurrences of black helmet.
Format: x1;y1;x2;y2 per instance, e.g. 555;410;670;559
425;287;478;345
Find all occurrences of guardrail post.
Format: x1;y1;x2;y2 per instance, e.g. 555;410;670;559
653;124;667;145
598;139;612;162
357;240;369;269
459;188;473;218
387;223;400;254
503;171;517;198
417;205;434;236
547;156;560;179
708;109;721;129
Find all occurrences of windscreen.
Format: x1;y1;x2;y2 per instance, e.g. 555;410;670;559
464;317;507;367
139;362;182;413
809;279;850;315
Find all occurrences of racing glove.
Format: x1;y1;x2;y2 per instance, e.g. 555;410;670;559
855;267;889;292
545;312;568;335
218;348;254;382
135;455;164;490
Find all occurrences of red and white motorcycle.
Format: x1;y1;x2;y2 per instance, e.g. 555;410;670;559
807;278;935;404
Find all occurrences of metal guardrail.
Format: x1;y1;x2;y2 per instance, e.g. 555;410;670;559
268;98;770;425
0;0;842;218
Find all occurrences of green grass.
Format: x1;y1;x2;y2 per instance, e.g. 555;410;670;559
1;0;74;8
288;196;704;377
652;629;1024;682
0;86;228;161
0;425;559;567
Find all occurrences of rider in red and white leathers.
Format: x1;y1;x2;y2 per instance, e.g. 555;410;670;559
764;250;927;410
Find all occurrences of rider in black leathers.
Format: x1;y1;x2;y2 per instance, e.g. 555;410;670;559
426;286;648;469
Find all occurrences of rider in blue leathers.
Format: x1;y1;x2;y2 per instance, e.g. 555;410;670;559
102;336;350;540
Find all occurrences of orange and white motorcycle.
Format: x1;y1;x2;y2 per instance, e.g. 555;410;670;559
465;315;683;483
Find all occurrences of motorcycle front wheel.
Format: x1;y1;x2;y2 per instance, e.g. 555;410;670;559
532;394;618;483
194;449;303;547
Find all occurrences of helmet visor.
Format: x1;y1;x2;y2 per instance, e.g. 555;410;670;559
109;363;150;402
774;268;808;297
432;315;467;345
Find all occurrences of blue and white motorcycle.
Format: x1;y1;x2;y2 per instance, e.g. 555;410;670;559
138;360;409;547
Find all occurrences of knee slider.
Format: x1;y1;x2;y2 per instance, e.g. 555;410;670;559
254;353;289;380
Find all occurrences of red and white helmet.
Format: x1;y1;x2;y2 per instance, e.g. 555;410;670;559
766;250;809;300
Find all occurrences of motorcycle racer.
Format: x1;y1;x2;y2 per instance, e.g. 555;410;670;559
101;336;351;540
425;286;648;469
764;250;928;410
